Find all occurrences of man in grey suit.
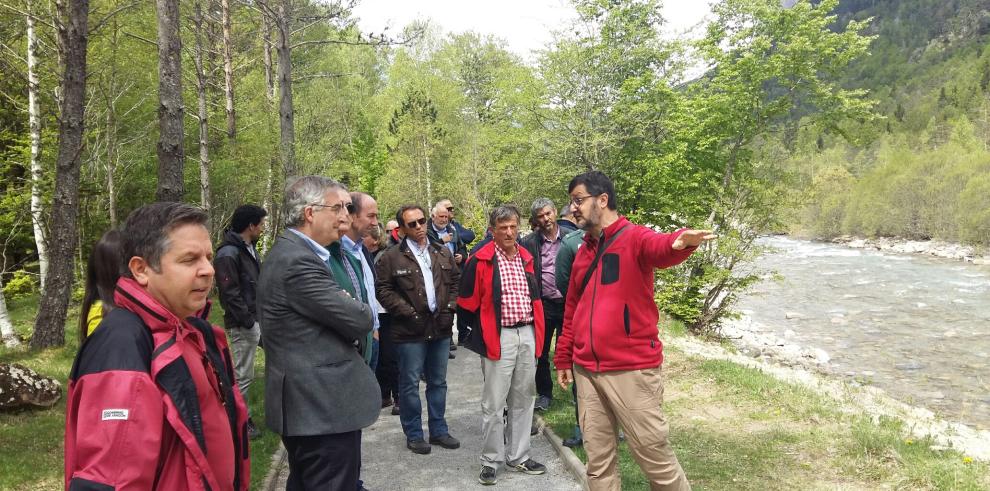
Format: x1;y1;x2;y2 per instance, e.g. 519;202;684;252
257;175;380;491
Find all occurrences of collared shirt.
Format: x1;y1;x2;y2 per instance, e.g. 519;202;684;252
432;223;455;255
494;244;533;327
289;228;330;263
539;228;563;300
342;235;380;331
406;238;437;312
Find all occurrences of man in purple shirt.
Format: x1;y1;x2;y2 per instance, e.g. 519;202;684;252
519;197;565;411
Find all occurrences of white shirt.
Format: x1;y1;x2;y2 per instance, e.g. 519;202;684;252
406;238;437;312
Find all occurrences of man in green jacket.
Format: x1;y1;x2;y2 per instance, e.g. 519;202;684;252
554;227;585;447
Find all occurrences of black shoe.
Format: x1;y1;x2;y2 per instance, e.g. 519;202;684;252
534;395;551;411
449;340;457;351
531;424;539;436
562;436;583;448
479;466;497;485
247;418;262;440
510;459;547;475
391;404;400;416
428;434;461;449
448;351;456;359
406;439;432;454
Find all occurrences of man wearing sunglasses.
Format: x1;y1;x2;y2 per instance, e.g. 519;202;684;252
554;171;716;491
375;204;461;455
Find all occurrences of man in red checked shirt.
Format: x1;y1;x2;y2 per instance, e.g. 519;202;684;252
554;171;716;491
458;205;549;486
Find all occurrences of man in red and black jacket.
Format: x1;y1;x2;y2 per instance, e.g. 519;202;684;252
65;203;250;491
554;171;715;491
458;205;548;486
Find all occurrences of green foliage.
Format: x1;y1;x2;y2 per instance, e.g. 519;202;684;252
2;270;37;299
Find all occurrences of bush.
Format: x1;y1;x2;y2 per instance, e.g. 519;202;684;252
2;270;38;300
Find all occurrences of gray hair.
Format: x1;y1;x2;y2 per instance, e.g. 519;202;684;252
529;197;555;220
283;175;343;228
488;204;521;229
433;200;452;216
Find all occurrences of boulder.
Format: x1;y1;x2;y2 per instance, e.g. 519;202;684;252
0;363;62;410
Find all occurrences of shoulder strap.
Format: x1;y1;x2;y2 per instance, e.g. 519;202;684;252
578;224;629;293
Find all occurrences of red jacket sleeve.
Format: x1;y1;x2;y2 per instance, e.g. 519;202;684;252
65;371;165;490
638;227;696;270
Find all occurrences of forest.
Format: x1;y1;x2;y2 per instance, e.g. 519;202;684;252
5;0;985;348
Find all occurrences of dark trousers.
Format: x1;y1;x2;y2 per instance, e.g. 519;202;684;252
456;313;471;345
375;313;399;401
535;298;564;399
282;430;361;491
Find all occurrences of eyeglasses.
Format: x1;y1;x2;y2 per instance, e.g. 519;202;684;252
446;207;454;213
309;202;355;214
405;217;428;229
570;194;601;207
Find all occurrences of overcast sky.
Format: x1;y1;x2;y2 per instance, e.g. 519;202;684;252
352;1;713;63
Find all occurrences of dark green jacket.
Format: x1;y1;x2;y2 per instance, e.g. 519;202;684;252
554;229;586;298
327;242;373;364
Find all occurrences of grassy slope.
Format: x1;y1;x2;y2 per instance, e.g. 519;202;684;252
541;322;990;490
0;295;279;490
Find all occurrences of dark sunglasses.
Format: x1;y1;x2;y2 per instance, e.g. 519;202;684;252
446;207;454;213
405;217;428;229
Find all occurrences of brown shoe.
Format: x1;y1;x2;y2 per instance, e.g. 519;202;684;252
381;397;393;408
391;404;400;416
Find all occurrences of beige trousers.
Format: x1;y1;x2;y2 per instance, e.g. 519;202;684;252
575;365;690;491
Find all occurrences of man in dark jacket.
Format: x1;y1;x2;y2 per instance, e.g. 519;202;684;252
519;198;565;413
257;176;379;491
214;203;267;439
376;204;461;455
65;202;250;491
427;201;467;266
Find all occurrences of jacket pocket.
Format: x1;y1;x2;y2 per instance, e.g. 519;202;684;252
623;304;630;336
601;253;620;285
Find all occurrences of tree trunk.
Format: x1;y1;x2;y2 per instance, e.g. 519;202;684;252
155;0;185;202
220;0;235;140
275;0;296;178
26;0;48;292
423;135;432;210
193;0;212;230
262;16;275;103
32;0;90;350
0;281;21;348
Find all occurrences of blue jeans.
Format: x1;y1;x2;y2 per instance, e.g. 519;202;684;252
370;338;380;372
395;337;451;441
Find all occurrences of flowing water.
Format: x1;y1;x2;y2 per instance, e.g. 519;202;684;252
734;236;990;430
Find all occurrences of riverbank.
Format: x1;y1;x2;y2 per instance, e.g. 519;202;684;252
539;324;990;489
825;235;990;263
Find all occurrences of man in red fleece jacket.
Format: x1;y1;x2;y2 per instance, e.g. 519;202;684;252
554;171;715;491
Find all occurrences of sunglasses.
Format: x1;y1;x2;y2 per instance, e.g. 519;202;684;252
446;207;454;213
405;217;428;229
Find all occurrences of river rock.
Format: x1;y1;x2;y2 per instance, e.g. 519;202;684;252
784;312;804;320
895;360;925;371
783;329;796;338
806;348;831;365
0;363;62;410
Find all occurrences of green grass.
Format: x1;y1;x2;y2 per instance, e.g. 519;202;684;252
0;295;280;490
542;331;990;491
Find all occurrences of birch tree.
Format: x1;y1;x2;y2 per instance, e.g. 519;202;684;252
25;0;47;292
192;0;211;228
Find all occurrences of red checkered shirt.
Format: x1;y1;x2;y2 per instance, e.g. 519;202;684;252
495;244;534;327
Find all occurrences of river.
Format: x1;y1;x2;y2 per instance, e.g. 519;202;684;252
733;236;990;431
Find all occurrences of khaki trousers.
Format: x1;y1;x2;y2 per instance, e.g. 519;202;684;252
480;325;537;468
575;365;690;491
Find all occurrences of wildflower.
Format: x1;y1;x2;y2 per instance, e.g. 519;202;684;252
962;456;973;464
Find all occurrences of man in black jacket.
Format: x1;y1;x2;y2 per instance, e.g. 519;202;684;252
214;203;267;439
519;198;565;412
